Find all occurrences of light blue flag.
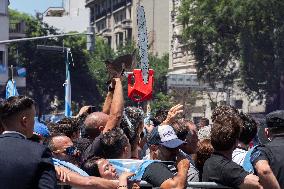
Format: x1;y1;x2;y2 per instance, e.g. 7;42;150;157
65;66;72;117
6;80;19;99
109;159;158;181
16;67;26;77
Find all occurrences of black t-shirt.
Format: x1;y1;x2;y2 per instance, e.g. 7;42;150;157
81;134;103;162
202;152;249;188
142;162;174;187
251;136;284;188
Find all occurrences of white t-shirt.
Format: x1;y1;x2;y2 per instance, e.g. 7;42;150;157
232;147;247;165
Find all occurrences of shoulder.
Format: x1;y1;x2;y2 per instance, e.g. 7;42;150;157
250;145;271;164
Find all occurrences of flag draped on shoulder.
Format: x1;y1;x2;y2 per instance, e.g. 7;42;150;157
5;80;19;99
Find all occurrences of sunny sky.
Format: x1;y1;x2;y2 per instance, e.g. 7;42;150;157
9;0;63;15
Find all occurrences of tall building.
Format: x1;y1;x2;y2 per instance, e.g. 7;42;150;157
42;0;89;32
0;0;9;86
168;0;265;121
85;0;169;56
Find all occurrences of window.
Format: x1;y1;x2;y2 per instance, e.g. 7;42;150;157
0;51;4;65
90;8;95;24
127;28;132;41
119;32;123;45
0;0;8;15
107;36;112;46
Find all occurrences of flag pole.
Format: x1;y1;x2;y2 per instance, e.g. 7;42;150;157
11;65;14;83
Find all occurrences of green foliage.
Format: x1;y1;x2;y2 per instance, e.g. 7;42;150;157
8;9;101;115
178;0;284;107
87;37;115;98
151;92;173;113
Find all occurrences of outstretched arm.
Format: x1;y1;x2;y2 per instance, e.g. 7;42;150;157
103;78;124;133
55;165;118;189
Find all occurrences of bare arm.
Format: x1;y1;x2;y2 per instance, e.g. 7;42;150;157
254;160;280;189
160;158;189;189
103;78;124;133
56;166;118;189
102;91;114;115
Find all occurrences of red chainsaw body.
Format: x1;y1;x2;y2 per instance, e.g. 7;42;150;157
127;69;154;102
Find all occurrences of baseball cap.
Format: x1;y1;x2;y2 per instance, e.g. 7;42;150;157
147;125;185;148
266;110;284;128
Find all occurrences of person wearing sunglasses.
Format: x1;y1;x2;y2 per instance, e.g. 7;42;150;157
49;135;89;176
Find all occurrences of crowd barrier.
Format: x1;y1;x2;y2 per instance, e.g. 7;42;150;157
58;181;232;188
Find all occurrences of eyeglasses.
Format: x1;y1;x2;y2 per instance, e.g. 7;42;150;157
65;146;79;156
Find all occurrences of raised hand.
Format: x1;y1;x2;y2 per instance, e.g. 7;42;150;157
162;104;184;125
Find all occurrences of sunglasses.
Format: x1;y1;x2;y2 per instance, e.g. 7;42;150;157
65;146;79;156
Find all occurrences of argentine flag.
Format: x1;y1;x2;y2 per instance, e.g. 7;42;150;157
65;67;72;117
6;80;19;99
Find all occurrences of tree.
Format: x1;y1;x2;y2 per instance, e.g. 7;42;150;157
8;9;101;116
179;0;284;111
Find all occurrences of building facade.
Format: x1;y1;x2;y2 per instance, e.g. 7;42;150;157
168;0;265;122
42;0;89;33
86;0;169;56
0;0;9;86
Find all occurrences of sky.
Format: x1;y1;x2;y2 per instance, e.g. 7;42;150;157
9;0;63;15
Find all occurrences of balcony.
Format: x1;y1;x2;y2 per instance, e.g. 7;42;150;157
122;19;132;29
9;21;26;39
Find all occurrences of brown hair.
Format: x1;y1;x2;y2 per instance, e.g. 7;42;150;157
195;139;214;178
211;105;239;123
211;114;242;151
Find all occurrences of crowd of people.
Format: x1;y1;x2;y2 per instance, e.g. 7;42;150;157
0;74;283;189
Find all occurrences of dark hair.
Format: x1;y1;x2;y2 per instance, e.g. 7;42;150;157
120;107;144;148
49;117;80;138
200;118;209;126
73;138;92;152
172;119;189;141
211;105;239;123
0;96;34;122
211;114;242;151
100;127;129;159
152;109;168;126
81;156;101;177
196;139;214;179
238;113;258;145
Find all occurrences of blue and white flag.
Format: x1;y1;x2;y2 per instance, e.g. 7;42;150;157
109;159;158;181
6;79;19;99
16;67;26;77
65;68;72;117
